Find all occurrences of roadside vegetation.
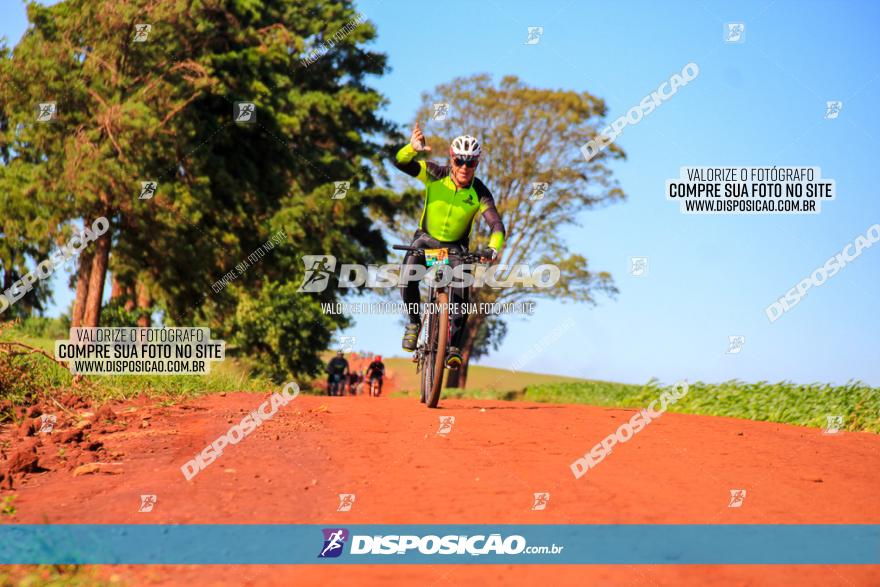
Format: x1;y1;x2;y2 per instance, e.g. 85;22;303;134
0;565;119;587
391;359;880;433
3;318;876;433
0;318;276;422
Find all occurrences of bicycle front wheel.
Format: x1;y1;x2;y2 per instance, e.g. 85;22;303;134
419;312;435;404
426;291;448;408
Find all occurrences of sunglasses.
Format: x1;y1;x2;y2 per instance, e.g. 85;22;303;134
453;157;479;168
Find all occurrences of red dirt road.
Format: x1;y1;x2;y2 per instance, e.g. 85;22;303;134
3;391;879;586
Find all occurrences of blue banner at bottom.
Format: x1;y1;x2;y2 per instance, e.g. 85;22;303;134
0;525;877;564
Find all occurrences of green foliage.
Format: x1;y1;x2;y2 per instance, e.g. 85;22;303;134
523;379;646;405
522;379;880;433
437;377;879;432
9;316;69;340
1;0;402;377
232;280;345;381
98;299;143;328
410;74;626;307
0;565;118;587
402;75;627;369
0;329;276;413
0;495;16;517
0;347;71;417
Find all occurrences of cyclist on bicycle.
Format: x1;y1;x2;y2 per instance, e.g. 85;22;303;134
348;369;362;395
366;355;386;395
392;122;505;368
326;351;349;395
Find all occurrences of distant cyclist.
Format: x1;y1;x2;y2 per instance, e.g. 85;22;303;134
326;351;349;396
348;369;362;395
392;122;506;369
366;355;386;395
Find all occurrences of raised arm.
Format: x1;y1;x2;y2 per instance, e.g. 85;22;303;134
393;143;425;179
473;178;506;252
393;121;444;183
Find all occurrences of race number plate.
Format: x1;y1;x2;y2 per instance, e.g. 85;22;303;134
424;248;449;267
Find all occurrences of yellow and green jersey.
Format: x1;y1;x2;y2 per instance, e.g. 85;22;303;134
393;144;505;250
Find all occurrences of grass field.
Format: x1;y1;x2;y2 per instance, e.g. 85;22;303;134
0;323;276;421
3;321;877;433
385;357;879;433
385;356;584;397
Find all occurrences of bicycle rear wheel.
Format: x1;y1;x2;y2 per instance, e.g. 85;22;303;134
426;291;448;408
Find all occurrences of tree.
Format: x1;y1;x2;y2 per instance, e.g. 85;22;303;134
0;34;74;320
406;74;627;388
1;0;401;379
1;0;219;326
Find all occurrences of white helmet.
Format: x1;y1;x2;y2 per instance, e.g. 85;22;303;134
450;135;481;158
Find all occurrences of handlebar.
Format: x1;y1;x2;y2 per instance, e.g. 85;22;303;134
392;244;495;261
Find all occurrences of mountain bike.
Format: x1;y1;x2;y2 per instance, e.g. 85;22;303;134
392;244;493;409
369;376;381;397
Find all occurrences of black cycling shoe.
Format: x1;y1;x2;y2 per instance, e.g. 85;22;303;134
445;346;462;370
402;322;420;352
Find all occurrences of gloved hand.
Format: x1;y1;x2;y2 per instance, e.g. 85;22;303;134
411;121;431;152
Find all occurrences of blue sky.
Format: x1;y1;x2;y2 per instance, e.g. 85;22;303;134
3;1;878;385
